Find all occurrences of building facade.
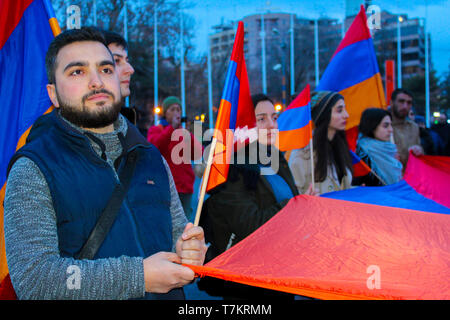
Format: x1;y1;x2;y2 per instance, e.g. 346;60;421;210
371;11;431;81
209;7;430;107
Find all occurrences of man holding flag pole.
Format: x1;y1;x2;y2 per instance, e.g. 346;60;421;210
2;20;207;299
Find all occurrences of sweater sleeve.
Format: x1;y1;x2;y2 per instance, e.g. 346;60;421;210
4;157;145;300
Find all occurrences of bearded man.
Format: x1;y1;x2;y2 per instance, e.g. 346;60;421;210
390;88;423;169
4;27;206;300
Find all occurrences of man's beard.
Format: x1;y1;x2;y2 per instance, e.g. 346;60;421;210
56;88;123;129
392;105;408;120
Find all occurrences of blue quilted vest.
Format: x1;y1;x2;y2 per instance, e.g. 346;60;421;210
8;110;183;299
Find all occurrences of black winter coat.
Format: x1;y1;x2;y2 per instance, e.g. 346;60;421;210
200;142;299;260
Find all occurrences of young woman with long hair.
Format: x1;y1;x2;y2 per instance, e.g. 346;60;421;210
353;108;403;186
288;91;353;194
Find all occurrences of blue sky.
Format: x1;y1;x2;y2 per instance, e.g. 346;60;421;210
185;0;450;79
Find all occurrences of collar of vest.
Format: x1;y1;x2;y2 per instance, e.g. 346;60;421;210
27;109;151;154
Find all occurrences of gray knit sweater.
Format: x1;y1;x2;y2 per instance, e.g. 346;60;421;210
4;114;188;300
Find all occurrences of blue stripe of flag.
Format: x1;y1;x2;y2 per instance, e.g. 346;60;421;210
350;149;362;165
220;60;240;130
0;0;54;187
278;103;311;132
317;38;379;92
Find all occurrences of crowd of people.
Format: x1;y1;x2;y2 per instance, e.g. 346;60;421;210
3;26;449;300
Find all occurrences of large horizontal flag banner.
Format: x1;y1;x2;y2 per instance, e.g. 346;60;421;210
189;194;450;299
403;154;450;208
317;5;386;136
189;193;450;300
0;0;60;297
189;155;450;299
205;21;256;192
276;84;312;151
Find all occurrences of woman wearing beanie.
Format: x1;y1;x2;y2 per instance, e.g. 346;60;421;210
147;96;203;221
288;91;353;195
352;108;403;186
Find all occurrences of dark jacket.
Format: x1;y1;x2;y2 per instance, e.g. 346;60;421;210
198;141;298;299
8;110;181;300
201;142;299;258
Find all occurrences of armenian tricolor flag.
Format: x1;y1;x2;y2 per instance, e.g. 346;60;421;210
189;155;450;300
0;0;60;299
277;84;312;152
325;154;450;211
204;21;256;193
350;149;371;178
317;5;386;150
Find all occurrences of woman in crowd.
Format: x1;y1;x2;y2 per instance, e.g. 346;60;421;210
198;94;299;299
352;108;403;186
288;91;353;195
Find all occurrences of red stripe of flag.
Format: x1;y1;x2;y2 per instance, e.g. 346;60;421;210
205;21;255;192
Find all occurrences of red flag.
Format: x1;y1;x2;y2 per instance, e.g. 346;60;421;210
276;84;312;151
318;5;386;150
350;149;371;177
189;193;450;300
0;0;60;298
205;21;256;192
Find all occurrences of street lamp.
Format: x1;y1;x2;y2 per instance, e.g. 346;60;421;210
397;15;403;88
153;3;158;125
420;17;430;128
154;106;162;124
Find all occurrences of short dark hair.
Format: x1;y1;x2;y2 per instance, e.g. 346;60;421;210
45;26;110;84
359;108;392;138
391;88;413;102
102;30;128;50
251;93;273;109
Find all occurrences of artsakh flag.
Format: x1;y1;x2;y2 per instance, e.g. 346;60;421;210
349;149;371;178
317;5;387;151
205;21;256;192
188;155;450;300
276;84;312;151
0;0;60;299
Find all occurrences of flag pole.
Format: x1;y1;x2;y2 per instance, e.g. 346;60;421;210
309;138;315;192
193;137;218;226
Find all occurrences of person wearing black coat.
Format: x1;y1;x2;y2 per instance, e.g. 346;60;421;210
197;94;300;300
